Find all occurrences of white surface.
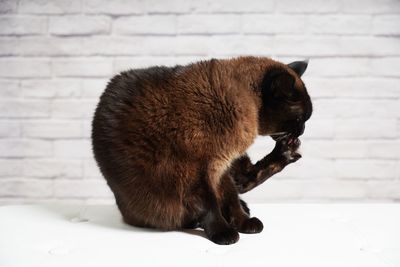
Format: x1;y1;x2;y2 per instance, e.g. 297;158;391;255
1;204;399;267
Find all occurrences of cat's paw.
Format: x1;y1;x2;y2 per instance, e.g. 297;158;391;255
209;227;240;245
239;217;263;234
274;135;302;164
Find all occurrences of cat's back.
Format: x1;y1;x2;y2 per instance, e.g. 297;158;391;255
95;65;181;116
92;59;259;167
92;65;182;139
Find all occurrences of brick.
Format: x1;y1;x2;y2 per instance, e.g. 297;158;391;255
0;121;20;137
0;59;51;78
21;79;81;98
81;36;145;56
81;79;107;98
273;36;340;57
0;139;52;157
82;120;92;138
85;198;115;204
83;0;144;14
51;100;97;118
0;100;50;118
113;56;203;72
246;135;275;161
279;158;335;179
307;58;370;77
18;0;81;14
273;36;400;57
0;0;17;13
0;15;47;35
366;181;400;199
297;180;367;199
0;159;22;176
366;141;400;159
114;15;176;35
83;158;102;179
245;180;368;201
335;159;398;179
306;78;400;99
308;15;371;35
303;78;336;98
0;80;20;97
53;179;113;198
82;36;186;56
398;119;400;138
373;15;400;35
54;139;93;158
301;140;400;159
52;58;113;78
312;99;399;119
242;15;306;34
113;57;166;71
276;0;340;13
301;140;369;159
302;119;334;139
193;0;274;13
173;36;210;55
0;198;86;205
0;179;53;197
371;58;400;77
335;119;397;139
145;0;193;13
342;0;400;14
301;140;400;160
177;15;240;34
209;35;274;56
22;159;82;178
339;37;400;56
0;37;85;57
49;15;111;35
22;120;83;138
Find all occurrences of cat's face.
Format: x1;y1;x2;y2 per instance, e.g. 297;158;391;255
259;61;313;139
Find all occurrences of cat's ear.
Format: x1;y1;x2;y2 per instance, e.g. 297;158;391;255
287;60;308;77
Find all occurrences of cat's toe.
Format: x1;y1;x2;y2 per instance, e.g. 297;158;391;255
239;217;263;234
289;138;301;150
209;228;240;245
289;152;302;163
282;149;301;163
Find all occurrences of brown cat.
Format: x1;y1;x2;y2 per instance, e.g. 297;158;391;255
91;56;312;245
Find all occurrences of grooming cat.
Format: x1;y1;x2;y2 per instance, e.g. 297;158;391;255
91;56;312;245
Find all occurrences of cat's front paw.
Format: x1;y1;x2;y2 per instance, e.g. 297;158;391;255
209;227;240;245
283;138;302;163
274;135;302;164
239;217;263;234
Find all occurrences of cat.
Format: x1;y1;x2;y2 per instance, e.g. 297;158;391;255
91;56;313;245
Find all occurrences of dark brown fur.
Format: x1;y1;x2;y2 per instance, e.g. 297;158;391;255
91;56;312;245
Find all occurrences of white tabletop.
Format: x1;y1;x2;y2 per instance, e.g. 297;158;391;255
1;203;399;267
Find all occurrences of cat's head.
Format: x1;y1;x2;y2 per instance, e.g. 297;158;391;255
258;60;313;139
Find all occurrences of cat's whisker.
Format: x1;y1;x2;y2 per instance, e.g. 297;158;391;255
269;131;287;136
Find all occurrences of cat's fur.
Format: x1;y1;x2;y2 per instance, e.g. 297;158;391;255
92;56;312;245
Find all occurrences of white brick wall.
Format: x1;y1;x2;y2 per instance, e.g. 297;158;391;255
0;0;399;205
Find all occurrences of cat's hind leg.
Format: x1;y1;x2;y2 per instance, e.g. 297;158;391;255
239;199;250;216
219;173;263;234
192;163;240;245
112;175;186;231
